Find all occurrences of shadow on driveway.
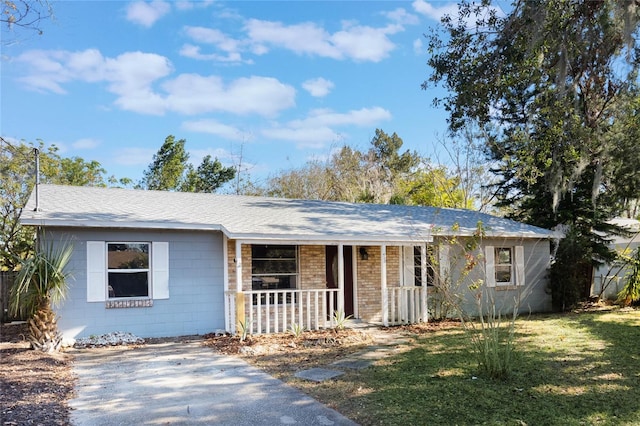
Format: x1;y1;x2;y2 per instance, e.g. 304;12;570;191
70;341;357;425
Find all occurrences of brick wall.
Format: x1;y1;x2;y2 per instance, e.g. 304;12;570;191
227;242;327;291
299;245;326;289
228;241;403;324
228;242;331;330
356;245;400;323
227;240;252;291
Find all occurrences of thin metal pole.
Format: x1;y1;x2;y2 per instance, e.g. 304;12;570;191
34;148;40;212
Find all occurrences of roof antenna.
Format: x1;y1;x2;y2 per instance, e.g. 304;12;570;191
34;147;40;212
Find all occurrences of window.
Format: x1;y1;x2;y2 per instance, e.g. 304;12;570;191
494;247;513;284
411;246;435;287
251;245;298;304
86;241;169;303
485;245;524;287
107;243;150;298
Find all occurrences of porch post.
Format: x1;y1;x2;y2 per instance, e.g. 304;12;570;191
337;243;345;314
235;240;245;333
223;235;230;332
352;246;359;319
420;244;428;323
381;244;388;326
235;240;243;293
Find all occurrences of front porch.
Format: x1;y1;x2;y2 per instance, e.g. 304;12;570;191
224;239;437;335
225;286;431;334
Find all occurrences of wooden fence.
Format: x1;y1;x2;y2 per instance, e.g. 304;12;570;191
1;271;20;323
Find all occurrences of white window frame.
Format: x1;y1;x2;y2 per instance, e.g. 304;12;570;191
107;242;151;299
87;241;169;302
494;247;513;285
485;245;525;287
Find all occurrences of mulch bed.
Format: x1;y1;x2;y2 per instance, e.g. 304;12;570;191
0;322;75;426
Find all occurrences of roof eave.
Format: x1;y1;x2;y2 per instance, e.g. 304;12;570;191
225;233;434;245
20;218;553;241
20;218;225;233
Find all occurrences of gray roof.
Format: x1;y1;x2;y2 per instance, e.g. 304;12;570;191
20;184;553;243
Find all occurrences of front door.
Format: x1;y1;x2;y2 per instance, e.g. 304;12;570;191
325;246;354;317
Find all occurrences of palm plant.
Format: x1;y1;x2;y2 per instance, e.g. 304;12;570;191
332;310;353;330
618;247;640;306
9;237;73;352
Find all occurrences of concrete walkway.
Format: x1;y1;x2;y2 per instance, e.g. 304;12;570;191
70;340;357;425
295;322;413;382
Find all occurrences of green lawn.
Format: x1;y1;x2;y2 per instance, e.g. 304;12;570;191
305;309;640;425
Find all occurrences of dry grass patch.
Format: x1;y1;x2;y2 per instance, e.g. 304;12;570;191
204;328;375;379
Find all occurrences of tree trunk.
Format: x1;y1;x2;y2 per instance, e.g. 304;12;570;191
28;300;62;353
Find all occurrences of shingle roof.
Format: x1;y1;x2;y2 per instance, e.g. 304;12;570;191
20;184;553;243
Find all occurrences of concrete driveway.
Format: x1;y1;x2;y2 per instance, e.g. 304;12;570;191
70;340;357;425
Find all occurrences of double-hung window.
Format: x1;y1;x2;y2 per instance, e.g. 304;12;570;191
494;247;513;285
485;245;525;287
107;243;150;298
87;241;169;303
251;245;298;304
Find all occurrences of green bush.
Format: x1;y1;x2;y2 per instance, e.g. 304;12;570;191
549;227;593;311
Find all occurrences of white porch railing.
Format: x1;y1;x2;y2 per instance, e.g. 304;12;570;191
386;286;427;325
226;288;340;335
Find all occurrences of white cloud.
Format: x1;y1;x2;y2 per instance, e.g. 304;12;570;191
383;8;420;27
244;19;397;62
126;1;171;28
182;119;245;140
162;74;295;116
262;126;340;149
180;8;414;64
184;26;240;52
411;0;458;21
104;51;173;115
179;44;244;63
16;48;294;117
174;0;214;11
72;138;101;149
262;107;391;148
413;38;424;55
245;20;337;58
16;49;173;114
302;78;334;97
181;27;251;63
16;50;73;93
331;23;396;62
292;107;392;128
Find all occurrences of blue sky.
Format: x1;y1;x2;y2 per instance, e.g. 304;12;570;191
2;0;471;188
